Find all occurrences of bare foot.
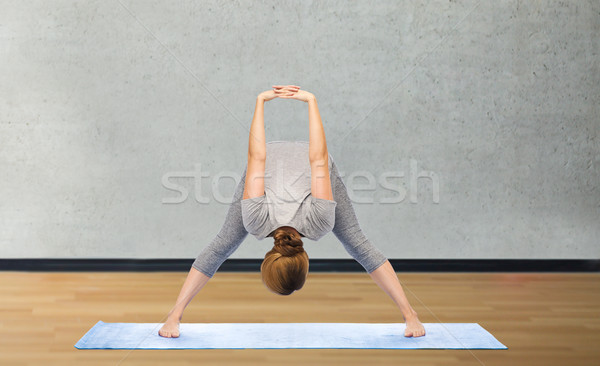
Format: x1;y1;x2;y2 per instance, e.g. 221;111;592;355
158;317;180;338
404;312;426;337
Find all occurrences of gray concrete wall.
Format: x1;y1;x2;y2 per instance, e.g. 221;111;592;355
1;1;598;261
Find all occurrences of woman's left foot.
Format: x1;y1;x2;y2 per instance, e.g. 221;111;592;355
404;312;426;337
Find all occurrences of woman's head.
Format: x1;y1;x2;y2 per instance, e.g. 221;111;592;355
261;226;309;296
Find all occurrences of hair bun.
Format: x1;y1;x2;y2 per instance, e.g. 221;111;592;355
273;227;304;257
274;242;303;257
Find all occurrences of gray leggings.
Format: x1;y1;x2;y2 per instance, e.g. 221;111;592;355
192;161;388;277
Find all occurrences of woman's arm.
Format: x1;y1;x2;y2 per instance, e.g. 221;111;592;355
278;89;333;201
243;87;299;200
307;96;328;163
307;96;333;201
243;96;267;200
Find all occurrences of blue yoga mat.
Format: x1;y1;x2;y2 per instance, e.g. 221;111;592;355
75;321;507;349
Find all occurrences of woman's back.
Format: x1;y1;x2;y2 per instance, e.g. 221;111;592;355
241;140;337;241
264;140;333;202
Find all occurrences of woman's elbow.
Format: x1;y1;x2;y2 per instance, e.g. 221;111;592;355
248;151;266;161
309;152;328;165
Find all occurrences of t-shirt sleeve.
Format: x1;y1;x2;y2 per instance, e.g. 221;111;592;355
303;195;337;240
241;194;270;238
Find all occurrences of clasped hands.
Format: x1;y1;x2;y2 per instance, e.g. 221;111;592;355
259;85;314;103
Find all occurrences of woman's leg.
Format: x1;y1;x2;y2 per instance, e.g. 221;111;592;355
192;167;249;277
159;167;248;338
330;161;388;273
329;161;425;337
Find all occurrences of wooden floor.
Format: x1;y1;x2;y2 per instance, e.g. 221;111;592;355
1;271;599;366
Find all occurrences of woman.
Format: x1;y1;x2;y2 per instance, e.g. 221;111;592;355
159;85;426;338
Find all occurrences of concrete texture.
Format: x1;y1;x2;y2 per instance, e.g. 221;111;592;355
0;1;598;260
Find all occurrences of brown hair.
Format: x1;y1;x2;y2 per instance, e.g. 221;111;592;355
261;227;309;295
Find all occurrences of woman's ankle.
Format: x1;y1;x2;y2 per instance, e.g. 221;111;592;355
403;309;419;321
167;309;183;322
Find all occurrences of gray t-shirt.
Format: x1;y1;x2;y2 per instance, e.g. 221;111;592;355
241;141;337;241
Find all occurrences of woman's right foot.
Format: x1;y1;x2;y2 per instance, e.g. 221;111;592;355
158;317;180;338
404;312;426;338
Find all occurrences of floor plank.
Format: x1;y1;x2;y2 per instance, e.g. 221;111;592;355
0;271;598;365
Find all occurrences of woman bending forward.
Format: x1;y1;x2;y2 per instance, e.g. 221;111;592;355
159;85;426;338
